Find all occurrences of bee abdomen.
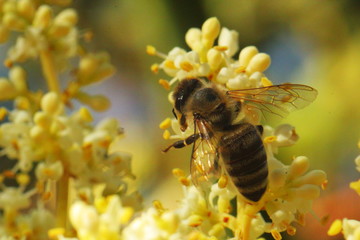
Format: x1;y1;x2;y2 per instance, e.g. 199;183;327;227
220;123;268;202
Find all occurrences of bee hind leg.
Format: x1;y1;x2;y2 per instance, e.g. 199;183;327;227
162;133;201;152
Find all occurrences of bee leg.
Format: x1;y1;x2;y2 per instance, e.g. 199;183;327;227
162;133;201;152
255;125;264;135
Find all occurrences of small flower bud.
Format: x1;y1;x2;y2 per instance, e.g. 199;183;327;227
292;170;327;187
34;112;52;129
0;25;9;43
35;162;64;181
288;184;320;200
9;66;27;93
70;202;99;231
75;91;110;112
207;48;223;70
54;8;78;25
270;168;287;188
239;46;258;67
2;12;27;31
0;78;17;100
201;17;220;41
288;156;310;180
16;173;30;186
187;214;203;227
33;5;53;29
185;28;202;50
41;92;62;115
246;53;271;75
218;27;239;57
76;107;93;123
14;96;30;110
30;125;48;142
17;0;35;20
48;23;71;38
201;17;220;48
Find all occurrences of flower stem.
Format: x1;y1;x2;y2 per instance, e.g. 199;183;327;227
40;49;61;94
56;170;70;234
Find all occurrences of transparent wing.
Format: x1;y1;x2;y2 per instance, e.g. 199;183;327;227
190;118;221;191
226;84;318;118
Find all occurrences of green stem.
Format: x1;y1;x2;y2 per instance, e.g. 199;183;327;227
40;49;61;94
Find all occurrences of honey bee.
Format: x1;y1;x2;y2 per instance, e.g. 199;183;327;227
163;77;317;202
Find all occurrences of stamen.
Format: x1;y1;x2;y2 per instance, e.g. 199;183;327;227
151;63;159;73
158;79;170;90
213;45;228;51
180;61;194;72
159;118;171;129
163;130;171;140
327;219;342;236
261;77;273;87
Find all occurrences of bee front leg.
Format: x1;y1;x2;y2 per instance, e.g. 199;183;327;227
162;133;201;152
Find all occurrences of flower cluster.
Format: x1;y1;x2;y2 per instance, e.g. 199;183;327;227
148;17;327;240
327;142;360;240
0;1;140;239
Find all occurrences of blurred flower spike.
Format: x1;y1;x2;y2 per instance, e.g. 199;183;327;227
0;1;140;239
327;142;360;240
148;17;327;239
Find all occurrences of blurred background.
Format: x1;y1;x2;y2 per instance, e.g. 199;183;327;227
4;0;359;239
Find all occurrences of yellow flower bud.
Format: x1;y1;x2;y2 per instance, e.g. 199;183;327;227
76;107;93;123
9;66;27;93
0;107;7;121
238;46;258;67
187;214;203;227
16;173;30;186
2;12;28;31
185;28;202;50
14;96;30;110
75;92;110;112
30;125;48;142
90;63;116;84
201;17;220;48
41;92;62;114
48;23;71;38
0;78;17;100
246;53;271;75
54;8;78;25
17;0;35;20
78;55;99;82
0;25;9;43
292;170;327;187
33;5;53;29
270;168;287;188
288;156;309;180
34;112;52;129
288;184;320;200
207;48;223;70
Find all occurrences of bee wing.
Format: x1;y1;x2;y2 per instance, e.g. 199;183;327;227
227;84;318;118
190;118;221;191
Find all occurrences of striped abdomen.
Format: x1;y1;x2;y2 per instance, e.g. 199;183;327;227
219;123;268;202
